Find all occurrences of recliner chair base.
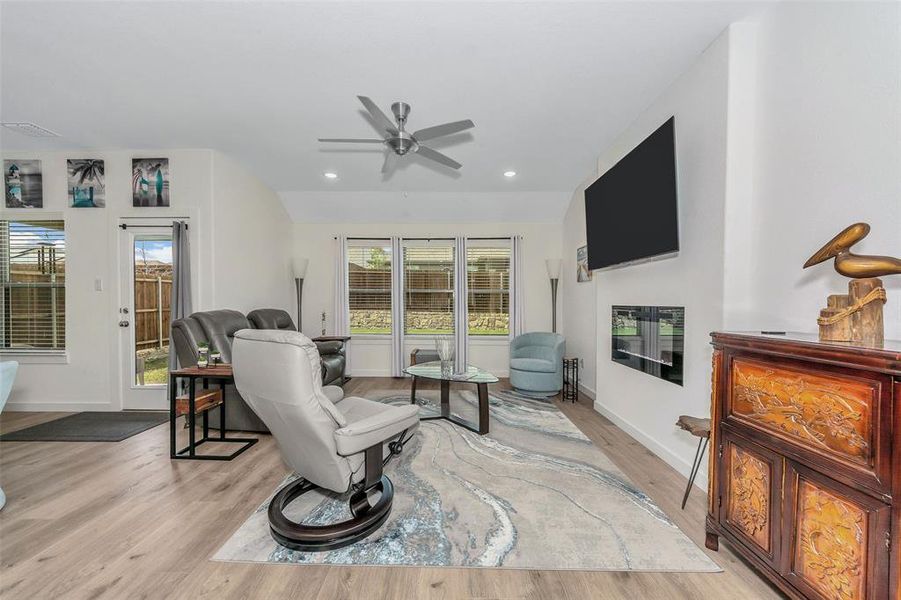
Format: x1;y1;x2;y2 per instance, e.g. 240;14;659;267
268;475;394;552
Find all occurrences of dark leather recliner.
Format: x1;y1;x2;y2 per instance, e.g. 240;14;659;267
171;308;347;433
246;309;347;387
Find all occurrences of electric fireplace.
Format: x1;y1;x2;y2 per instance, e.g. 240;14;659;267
611;305;684;385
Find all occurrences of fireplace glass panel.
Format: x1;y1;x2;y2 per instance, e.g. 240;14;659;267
612;305;684;385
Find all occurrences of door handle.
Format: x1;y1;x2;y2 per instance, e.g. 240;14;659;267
119;320;130;328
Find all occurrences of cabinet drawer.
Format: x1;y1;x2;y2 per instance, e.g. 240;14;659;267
782;462;891;600
719;427;783;566
725;354;892;495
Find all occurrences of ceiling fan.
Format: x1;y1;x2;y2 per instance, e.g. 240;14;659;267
319;96;474;172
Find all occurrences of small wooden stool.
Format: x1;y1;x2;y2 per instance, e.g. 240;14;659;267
675;415;711;510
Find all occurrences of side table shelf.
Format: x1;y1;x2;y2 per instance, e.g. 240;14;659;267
562;357;579;403
169;365;258;461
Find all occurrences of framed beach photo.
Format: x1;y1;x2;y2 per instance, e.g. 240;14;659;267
4;159;43;208
68;159;106;207
132;158;170;207
577;245;592;282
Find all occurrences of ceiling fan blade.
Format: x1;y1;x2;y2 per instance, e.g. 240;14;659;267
415;145;462;170
381;151;397;174
412;119;475;142
318;138;385;143
357;96;399;135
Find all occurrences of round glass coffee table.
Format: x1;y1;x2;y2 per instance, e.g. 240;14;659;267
403;361;498;435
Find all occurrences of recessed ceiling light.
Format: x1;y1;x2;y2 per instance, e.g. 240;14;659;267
324;172;338;179
503;171;516;178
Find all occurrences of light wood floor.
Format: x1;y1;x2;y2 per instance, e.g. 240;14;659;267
0;378;784;599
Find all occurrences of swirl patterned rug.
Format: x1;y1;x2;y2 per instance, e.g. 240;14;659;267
213;389;720;571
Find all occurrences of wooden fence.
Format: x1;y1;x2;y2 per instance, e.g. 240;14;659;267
135;277;172;350
5;269;66;349
348;269;509;313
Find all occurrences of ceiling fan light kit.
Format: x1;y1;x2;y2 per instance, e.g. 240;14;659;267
318;96;474;172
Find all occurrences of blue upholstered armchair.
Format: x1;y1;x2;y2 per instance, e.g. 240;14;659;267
509;332;566;397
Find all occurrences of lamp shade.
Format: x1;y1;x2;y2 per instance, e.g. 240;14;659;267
293;258;309;279
545;258;562;279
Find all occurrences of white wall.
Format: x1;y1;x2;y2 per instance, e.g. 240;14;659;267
730;2;901;337
293;222;563;377
588;27;733;489
1;149;214;410
560;178;598;398
2;148;292;410
560;1;901;490
210;151;294;315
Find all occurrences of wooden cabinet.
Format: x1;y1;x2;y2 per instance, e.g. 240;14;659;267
720;428;783;566
706;332;899;600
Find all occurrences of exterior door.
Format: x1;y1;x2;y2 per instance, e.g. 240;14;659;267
119;227;174;410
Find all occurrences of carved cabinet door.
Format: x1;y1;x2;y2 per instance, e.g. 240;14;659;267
719;428;783;568
782;462;891;600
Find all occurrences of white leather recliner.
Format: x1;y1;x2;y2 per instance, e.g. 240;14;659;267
232;329;419;551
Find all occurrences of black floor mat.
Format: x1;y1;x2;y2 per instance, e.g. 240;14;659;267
1;411;169;442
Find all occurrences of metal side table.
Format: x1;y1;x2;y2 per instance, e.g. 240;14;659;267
563;357;579;402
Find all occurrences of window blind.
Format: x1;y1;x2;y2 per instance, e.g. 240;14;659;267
347;241;392;334
403;244;455;334
1;220;66;351
467;246;510;336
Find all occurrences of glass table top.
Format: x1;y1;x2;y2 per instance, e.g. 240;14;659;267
404;361;499;384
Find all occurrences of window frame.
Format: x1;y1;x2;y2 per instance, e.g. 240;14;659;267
346;238;393;338
402;239;456;337
0;216;68;359
465;239;511;337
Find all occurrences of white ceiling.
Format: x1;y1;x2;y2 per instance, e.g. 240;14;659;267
0;1;769;222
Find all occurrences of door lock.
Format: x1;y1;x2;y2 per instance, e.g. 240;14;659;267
119;320;130;327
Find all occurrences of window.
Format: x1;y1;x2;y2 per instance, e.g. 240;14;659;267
1;220;66;352
347;241;392;335
403;243;454;335
467;245;510;336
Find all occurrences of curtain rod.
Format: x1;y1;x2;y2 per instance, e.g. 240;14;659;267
119;224;187;230
119;223;188;230
334;236;515;241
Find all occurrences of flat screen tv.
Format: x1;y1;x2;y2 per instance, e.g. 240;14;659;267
584;117;678;270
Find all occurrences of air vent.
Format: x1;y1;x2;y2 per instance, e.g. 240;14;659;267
1;122;61;137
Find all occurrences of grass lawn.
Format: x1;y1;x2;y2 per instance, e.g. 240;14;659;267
351;328;509;336
138;347;169;385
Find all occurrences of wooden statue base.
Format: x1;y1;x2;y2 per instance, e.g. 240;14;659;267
817;277;886;346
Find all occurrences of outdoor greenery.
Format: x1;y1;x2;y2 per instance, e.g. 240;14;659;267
138;347;169;385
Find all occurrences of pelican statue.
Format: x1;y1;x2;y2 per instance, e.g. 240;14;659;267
803;222;901;278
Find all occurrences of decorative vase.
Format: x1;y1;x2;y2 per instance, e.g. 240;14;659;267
434;336;454;378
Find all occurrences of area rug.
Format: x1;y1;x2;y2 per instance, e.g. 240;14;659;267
213;389;720;572
0;411;168;442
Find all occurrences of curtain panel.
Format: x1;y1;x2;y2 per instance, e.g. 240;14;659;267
509;235;525;340
390;237;405;377
168;220;192;396
168;220;192;372
453;236;468;373
333;235;350;336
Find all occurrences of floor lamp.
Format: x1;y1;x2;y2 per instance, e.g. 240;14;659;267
546;259;562;333
294;258;309;333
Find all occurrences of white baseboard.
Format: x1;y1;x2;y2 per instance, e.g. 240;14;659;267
593;400;708;491
578;382;596;400
6;401;114;412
